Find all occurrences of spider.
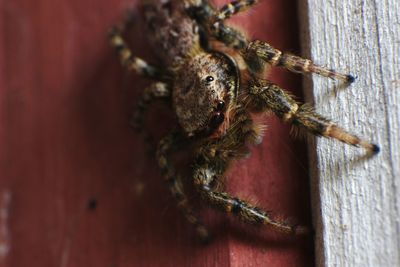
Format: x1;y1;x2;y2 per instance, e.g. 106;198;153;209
109;0;380;242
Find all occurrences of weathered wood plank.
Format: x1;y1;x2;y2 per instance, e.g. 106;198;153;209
299;0;400;266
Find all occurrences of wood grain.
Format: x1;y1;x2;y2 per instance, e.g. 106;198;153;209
0;0;313;266
299;0;400;266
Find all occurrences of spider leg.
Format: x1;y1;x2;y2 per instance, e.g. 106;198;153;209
157;130;211;242
210;0;259;47
191;106;307;235
213;0;259;22
131;82;171;147
245;79;380;154
243;40;355;83
109;16;161;79
186;0;248;49
193;2;353;82
211;23;248;49
193;162;308;235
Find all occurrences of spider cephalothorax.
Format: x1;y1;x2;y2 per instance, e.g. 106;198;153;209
110;0;379;242
173;51;239;136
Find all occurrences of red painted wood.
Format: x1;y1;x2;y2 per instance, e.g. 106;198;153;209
0;0;313;266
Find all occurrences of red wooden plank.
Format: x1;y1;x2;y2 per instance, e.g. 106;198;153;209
0;0;313;266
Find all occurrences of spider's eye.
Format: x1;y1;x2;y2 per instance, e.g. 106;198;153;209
210;112;225;128
216;101;225;111
205;76;214;82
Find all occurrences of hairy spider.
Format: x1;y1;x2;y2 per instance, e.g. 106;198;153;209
109;0;380;242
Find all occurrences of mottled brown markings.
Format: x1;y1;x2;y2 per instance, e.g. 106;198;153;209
130;82;170;149
245;80;378;153
244;40;355;82
172;52;238;135
110;0;379;242
109;26;161;78
215;0;259;22
193;159;308;235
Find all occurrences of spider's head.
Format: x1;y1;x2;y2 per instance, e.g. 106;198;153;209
173;52;239;137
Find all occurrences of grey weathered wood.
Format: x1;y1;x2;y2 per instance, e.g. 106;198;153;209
298;0;400;266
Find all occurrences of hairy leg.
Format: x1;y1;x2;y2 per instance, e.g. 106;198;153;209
243;40;355;82
199;105;263;163
186;0;248;49
211;23;248;49
193;3;354;82
131;82;171;146
210;0;259;47
213;0;259;22
245;79;380;154
193;162;308;235
157;130;210;242
191;108;307;235
109;13;161;79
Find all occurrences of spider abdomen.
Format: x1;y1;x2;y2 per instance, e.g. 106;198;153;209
142;0;201;67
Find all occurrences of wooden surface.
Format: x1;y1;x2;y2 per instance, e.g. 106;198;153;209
0;0;314;266
299;0;400;266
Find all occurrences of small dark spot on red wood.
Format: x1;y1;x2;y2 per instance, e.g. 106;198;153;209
87;198;98;211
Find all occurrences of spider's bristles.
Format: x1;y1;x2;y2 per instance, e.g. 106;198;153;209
288;104;380;155
157;132;212;243
250;122;267;145
244;40;355;82
246;79;379;155
214;0;259;22
323;125;380;154
194;166;310;236
266;219;310;236
289;125;308;140
109;27;160;78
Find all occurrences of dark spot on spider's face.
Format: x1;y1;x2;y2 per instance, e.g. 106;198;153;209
216;100;225;111
209;100;226;130
205;76;214;83
87;198;98;211
210;112;225;128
